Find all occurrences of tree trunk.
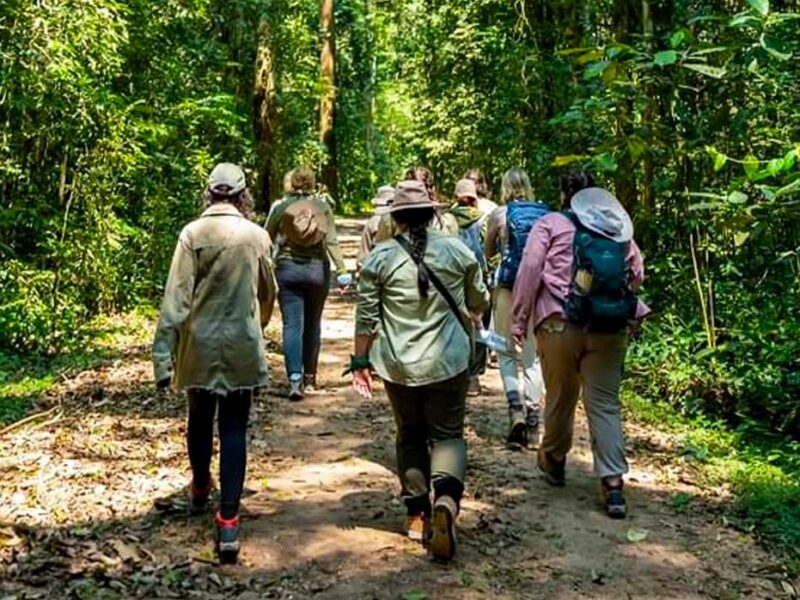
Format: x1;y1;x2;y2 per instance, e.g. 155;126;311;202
612;0;640;215
254;19;277;213
320;0;338;203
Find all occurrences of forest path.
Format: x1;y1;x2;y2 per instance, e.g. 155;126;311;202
0;218;793;599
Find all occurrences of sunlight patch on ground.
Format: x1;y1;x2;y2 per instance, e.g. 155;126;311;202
266;458;393;491
320;318;354;340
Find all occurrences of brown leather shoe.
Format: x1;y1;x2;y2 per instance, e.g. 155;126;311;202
429;496;457;562
405;513;428;543
537;449;566;487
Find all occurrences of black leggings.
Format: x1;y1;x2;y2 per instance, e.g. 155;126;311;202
187;389;252;519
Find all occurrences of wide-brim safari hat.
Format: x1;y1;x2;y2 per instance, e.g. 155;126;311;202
389;180;446;213
570;187;634;243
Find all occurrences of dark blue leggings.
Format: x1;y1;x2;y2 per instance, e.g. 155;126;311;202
187;389;251;519
276;259;330;378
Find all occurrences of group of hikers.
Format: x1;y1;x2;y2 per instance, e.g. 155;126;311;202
152;161;649;565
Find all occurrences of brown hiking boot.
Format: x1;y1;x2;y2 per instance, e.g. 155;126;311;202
188;478;214;515
405;513;428;543
467;377;481;397
537;449;566;487
303;373;318;391
429;496;458;562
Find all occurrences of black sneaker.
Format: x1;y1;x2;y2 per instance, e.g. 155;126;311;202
537;449;566;487
602;481;627;519
506;413;527;451
214;513;241;564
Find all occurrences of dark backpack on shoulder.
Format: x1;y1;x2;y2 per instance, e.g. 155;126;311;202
563;211;637;333
497;200;550;288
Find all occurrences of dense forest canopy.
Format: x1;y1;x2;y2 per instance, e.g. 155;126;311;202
1;1;798;434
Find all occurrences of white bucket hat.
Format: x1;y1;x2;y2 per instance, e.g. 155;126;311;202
371;185;396;208
570;187;634;243
207;163;246;196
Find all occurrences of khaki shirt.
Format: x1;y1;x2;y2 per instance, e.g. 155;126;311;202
153;203;277;392
356;232;490;386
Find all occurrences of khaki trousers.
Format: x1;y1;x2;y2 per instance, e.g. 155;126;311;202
536;318;629;478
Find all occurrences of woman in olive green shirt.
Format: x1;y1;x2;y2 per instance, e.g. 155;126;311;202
352;180;489;562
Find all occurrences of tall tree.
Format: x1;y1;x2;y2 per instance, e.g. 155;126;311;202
254;19;277;212
320;0;338;200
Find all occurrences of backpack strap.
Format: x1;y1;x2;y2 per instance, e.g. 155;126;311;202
562;209;581;228
394;235;471;337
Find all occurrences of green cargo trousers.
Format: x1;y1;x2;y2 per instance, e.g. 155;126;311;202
536;318;629;479
384;371;469;514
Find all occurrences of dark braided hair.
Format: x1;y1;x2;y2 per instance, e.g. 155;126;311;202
392;207;435;298
560;169;595;208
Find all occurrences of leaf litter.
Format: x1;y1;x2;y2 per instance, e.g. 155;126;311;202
0;219;796;599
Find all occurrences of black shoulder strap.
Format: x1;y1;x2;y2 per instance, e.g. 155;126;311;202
394;235;470;336
562;209;581;229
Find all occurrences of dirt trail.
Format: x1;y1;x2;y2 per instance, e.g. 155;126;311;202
0;219;794;599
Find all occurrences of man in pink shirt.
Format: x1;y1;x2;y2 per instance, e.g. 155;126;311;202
511;171;650;519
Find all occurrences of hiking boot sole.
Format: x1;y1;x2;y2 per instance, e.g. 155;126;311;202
607;505;627;519
429;504;456;562
604;487;627;519
215;536;241;565
217;544;240;565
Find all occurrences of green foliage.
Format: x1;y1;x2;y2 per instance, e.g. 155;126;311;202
624;387;800;568
0;0;260;352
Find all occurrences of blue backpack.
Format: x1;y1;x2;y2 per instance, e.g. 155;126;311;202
563;211;638;333
459;219;487;273
497;200;550;288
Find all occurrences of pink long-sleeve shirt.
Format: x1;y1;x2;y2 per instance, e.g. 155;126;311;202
511;212;651;339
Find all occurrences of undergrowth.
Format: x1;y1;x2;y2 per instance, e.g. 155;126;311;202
0;307;156;426
626;331;800;574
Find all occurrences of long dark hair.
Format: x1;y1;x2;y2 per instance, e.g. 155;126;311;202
202;187;255;219
560;169;595;208
392;207;435;298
